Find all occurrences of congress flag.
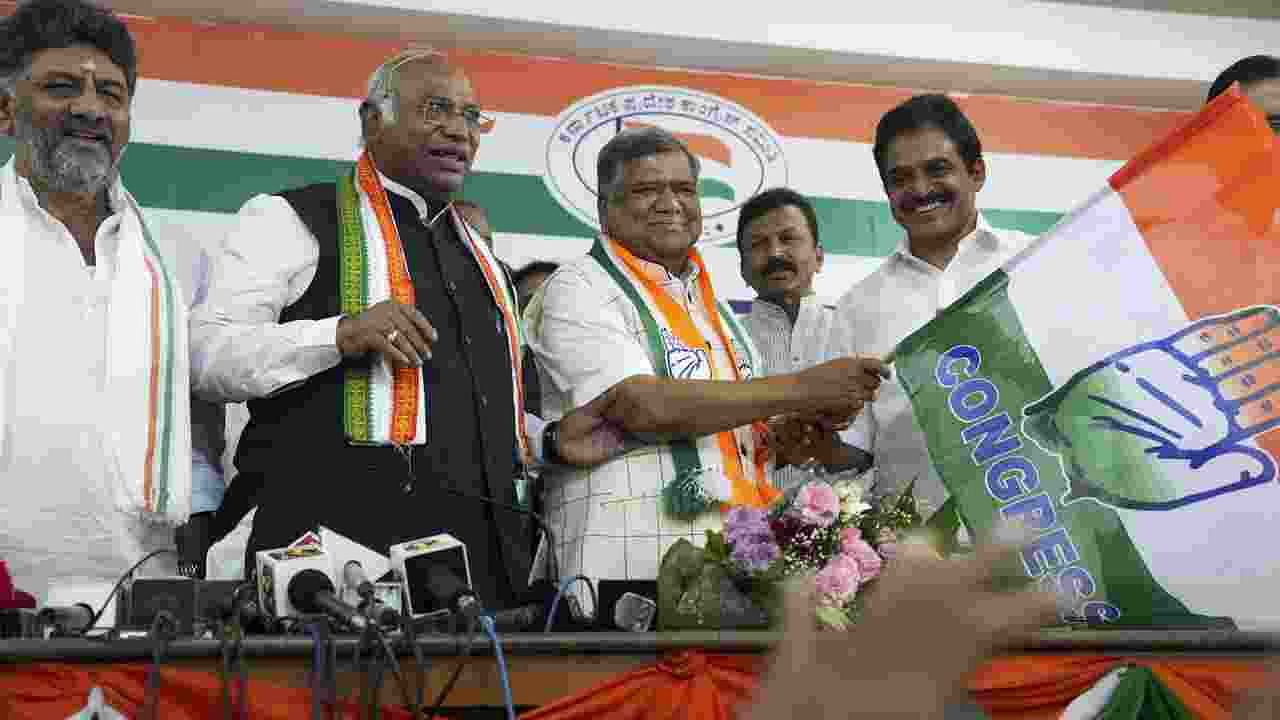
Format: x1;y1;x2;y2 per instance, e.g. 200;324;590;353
893;85;1280;627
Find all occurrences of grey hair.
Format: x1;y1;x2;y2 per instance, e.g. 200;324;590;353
362;46;445;129
595;126;701;222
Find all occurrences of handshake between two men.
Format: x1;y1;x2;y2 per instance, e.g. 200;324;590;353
331;297;887;469
551;356;888;469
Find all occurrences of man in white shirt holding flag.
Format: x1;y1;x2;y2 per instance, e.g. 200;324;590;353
827;94;1034;517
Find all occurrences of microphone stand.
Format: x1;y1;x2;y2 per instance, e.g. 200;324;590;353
144;611;177;720
304;619;338;720
402;613;430;714
216;586;250;720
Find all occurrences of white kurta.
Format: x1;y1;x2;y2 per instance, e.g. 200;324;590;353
826;215;1034;511
0;167;174;609
529;250;765;613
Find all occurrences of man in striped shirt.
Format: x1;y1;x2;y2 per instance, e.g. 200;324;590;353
737;188;872;492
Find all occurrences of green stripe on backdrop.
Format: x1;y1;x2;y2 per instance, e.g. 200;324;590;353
0;138;1062;256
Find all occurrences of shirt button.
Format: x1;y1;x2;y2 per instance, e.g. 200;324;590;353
480;395;489;408
448;281;458;293
464;336;472;346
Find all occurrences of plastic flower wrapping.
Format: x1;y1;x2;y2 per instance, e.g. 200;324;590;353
660;463;929;631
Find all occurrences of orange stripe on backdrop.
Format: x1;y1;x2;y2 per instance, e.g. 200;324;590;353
0;3;1188;160
1112;87;1280;464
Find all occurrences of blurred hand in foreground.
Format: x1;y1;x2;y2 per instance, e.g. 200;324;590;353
744;525;1060;720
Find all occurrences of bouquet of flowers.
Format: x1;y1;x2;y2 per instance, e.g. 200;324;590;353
661;464;928;630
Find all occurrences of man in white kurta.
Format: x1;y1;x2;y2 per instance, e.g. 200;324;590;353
826;94;1033;515
528;127;886;614
0;1;190;609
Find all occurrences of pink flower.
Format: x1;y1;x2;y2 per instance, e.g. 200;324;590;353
793;482;840;528
814;555;862;606
877;528;900;561
841;529;883;580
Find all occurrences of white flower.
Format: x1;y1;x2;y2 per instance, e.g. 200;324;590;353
840;496;871;519
833;478;866;501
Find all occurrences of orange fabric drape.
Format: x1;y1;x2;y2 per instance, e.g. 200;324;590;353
0;662;419;719
969;655;1272;720
520;651;1273;720
520;651;766;720
2;652;1272;718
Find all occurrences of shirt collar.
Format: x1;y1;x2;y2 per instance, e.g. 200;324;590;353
607;235;700;285
890;212;1001;266
751;290;820;320
379;171;448;224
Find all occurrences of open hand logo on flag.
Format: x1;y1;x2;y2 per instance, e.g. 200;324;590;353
1024;306;1280;511
662;328;711;380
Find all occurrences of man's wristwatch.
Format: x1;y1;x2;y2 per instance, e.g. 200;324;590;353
543;420;567;466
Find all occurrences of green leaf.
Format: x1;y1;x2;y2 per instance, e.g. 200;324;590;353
924;497;963;556
815;605;851;631
704;530;730;564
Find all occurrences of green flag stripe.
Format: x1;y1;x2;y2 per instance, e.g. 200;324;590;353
698;177;735;202
892;268;1218;627
588;241;704;482
0;138;1062;255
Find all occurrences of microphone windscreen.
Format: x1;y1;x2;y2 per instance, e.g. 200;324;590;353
287;569;335;615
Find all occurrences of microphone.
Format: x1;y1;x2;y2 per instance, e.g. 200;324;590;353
488;603;544;632
38;603;94;636
485;580;589;632
210;583;266;632
343;561;376;603
287;569;368;631
365;601;402;629
342;561;400;627
426;563;481;620
391;534;477;620
614;592;657;633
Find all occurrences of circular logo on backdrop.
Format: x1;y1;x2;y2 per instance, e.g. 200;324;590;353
543;85;789;245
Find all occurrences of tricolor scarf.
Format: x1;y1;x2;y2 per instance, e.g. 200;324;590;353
589;237;780;517
0;160;191;525
336;151;530;459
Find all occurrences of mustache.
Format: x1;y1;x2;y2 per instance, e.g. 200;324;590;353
60;113;112;145
762;256;798;276
902;190;952;209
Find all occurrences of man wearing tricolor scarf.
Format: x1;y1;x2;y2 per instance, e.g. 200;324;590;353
0;0;191;605
192;50;633;611
527;126;887;613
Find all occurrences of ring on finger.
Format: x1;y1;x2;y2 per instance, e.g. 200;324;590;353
386;329;401;343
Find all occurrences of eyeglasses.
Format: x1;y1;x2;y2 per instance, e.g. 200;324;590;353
417;96;494;135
